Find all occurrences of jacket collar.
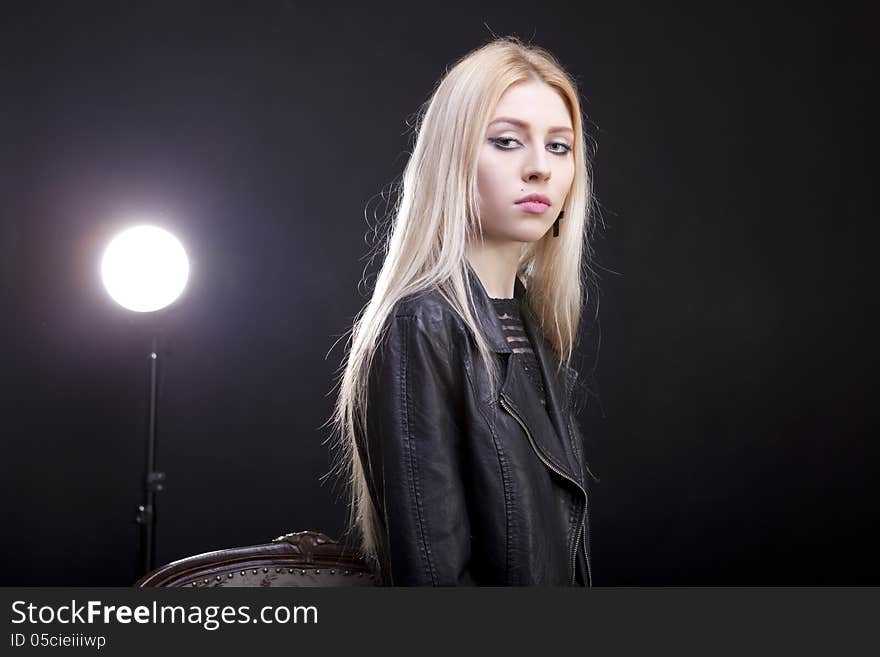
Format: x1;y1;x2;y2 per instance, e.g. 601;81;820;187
464;259;524;354
465;260;585;489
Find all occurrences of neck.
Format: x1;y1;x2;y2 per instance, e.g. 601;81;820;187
465;238;523;299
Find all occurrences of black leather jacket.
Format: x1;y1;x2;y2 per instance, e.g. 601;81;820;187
357;262;599;586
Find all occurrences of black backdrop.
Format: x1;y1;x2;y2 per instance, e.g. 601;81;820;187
1;1;875;585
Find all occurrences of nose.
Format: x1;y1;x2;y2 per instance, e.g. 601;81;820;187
521;146;551;183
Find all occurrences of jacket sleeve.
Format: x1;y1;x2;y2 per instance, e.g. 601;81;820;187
360;310;475;586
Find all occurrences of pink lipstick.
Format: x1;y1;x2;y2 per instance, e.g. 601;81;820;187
515;193;551;214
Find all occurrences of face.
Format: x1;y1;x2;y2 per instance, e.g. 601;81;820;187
475;79;575;244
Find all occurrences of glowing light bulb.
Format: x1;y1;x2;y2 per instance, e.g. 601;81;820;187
101;225;189;312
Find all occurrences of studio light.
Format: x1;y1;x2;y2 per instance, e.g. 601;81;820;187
101;225;189;312
100;222;190;576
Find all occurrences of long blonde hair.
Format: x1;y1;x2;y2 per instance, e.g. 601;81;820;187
322;35;599;575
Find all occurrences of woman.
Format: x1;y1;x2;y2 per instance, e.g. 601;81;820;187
326;36;600;586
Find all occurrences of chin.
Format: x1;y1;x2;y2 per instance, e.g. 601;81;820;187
482;222;551;244
508;228;550;243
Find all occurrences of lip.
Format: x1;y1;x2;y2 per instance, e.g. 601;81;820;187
515;192;551;206
516;201;550;214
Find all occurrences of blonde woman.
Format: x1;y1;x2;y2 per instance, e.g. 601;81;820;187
326;36;600;586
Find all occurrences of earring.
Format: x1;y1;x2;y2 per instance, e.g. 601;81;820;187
553;210;565;237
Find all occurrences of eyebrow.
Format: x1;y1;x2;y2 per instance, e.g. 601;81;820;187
488;117;574;135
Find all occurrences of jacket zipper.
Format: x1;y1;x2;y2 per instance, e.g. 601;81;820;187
583;495;592;587
566;414;596;587
499;393;590;586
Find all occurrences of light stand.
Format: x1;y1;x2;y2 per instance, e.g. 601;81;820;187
134;333;166;575
100;223;189;580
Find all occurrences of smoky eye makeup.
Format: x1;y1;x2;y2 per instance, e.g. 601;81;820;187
488;136;572;154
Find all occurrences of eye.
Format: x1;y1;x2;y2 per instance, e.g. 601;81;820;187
548;142;573;155
489;137;520;149
489;137;572;156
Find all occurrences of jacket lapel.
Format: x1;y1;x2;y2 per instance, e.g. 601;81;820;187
464;262;585;489
517;298;584;487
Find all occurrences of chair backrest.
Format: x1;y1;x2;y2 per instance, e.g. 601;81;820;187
134;530;378;587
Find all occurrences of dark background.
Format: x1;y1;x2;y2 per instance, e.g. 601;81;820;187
1;1;875;585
